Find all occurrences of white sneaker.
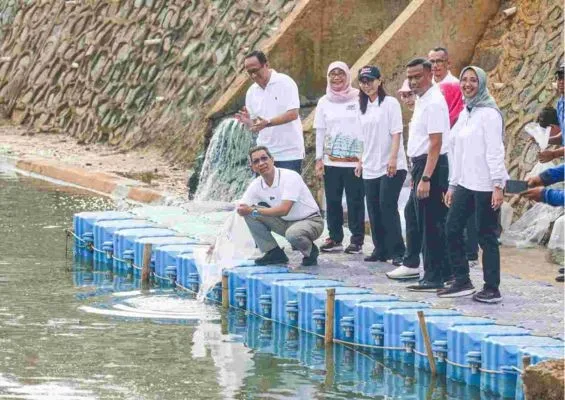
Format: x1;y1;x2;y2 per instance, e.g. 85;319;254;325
468;260;480;268
386;265;420;280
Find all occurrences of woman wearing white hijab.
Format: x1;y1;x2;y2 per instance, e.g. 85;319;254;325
437;66;509;303
314;61;365;254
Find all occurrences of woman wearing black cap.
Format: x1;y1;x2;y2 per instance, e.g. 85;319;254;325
355;65;408;265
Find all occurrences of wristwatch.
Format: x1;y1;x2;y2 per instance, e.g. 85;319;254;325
265;119;272;127
251;207;260;218
421;175;431;182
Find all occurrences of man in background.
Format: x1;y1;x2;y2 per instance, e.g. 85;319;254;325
428;47;459;84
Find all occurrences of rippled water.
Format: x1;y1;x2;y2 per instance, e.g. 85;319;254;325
0;168;470;399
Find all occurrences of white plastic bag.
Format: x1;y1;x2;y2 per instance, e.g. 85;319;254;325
212;211;256;267
548;215;565;250
525;122;550;150
524;122;555;179
501;203;564;248
196;211;257;300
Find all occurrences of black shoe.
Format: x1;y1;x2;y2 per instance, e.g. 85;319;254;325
559;268;564;274
344;243;363;254
406;280;444;292
437;280;475;298
472;287;502;303
255;247;289;266
320;238;343;252
364;252;387;262
391;257;404;267
556;275;564;283
302;244;319;267
443;275;456;287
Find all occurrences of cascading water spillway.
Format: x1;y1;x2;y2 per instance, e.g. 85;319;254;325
195;118;255;202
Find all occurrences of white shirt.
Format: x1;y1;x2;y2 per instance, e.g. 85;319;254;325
407;84;450;158
358;96;407;179
314;96;362;168
449;107;509;192
433;71;459;84
245;71;305;161
241;168;319;221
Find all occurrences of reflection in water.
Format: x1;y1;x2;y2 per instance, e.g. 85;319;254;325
0;166;488;400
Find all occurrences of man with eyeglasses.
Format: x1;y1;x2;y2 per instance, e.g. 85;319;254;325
235;50;305;174
237;146;324;266
428;47;459;84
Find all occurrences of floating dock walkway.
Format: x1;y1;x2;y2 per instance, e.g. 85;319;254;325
71;206;564;399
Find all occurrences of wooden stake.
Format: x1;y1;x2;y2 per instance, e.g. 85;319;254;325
325;288;336;345
417;310;437;376
324;339;335;387
522;355;531;371
141;243;152;285
222;274;229;309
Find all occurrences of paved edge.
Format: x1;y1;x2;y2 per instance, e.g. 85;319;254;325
8;155;167;204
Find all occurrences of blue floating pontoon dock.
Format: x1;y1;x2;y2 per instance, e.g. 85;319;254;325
71;206;564;399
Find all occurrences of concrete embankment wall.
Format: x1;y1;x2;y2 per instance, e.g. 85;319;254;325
206;0;411;120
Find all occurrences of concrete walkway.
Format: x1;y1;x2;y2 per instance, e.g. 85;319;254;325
290;247;564;339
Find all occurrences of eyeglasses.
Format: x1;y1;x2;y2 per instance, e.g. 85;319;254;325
251;155;270;165
246;66;264;76
359;79;375;86
329;70;346;78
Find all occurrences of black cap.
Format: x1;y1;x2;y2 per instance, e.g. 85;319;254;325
358;65;381;80
556;62;564;76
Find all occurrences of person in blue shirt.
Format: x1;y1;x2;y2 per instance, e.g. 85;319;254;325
523;164;564;206
523;163;564;283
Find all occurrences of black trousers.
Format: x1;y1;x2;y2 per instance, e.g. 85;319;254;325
363;170;407;259
465;216;479;261
409;154;450;283
275;160;302;174
446;185;501;290
324;166;365;245
403;198;478;267
403;196;421;267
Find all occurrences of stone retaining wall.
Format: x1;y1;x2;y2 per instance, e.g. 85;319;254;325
0;0;299;164
471;0;563;201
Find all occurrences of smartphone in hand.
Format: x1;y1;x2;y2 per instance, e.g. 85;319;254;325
505;180;528;194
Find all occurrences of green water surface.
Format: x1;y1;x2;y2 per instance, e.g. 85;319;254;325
0;168;468;399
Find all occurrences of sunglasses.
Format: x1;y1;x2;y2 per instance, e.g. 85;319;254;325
251;155;270;165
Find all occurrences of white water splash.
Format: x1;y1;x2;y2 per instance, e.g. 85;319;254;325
195;118;255;202
79;294;220;322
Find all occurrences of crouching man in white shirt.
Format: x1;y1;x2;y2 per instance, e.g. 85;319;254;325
237;146;324;266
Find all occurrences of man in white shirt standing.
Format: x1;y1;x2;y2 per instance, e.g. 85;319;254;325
428;47;459;84
237;146;324;266
403;58;451;292
235;50;305;174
